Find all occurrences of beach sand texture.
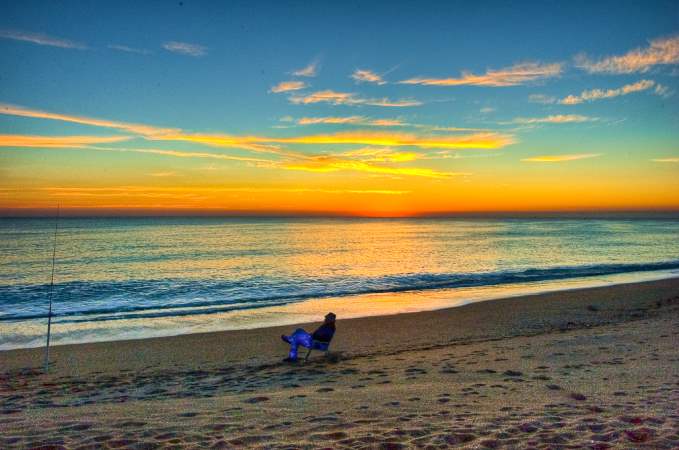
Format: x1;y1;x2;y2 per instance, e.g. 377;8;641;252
1;278;679;449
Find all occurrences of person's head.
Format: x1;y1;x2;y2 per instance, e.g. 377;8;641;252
324;312;336;324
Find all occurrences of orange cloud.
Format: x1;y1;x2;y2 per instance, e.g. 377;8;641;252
281;157;462;178
0;103;286;154
369;119;406;127
0;134;130;148
149;172;176;177
1;104;512;159
260;131;515;150
651;157;679;163
151;134;298;157
522;153;601;162
289;90;353;105
44;186;409;196
575;34;679;74
341;147;421;162
270;81;307;93
559;80;655;105
400;62;562;87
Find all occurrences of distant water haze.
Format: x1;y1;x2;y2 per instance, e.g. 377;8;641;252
1;217;678;349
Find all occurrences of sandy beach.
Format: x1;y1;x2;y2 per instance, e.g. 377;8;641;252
1;277;679;449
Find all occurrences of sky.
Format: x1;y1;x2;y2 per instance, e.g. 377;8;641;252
0;0;678;216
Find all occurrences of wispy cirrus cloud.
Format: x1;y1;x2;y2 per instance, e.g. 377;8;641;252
522;153;601;162
0;102;516;182
155;130;514;152
292;116;486;132
367;98;422;107
369;119;407;127
0;103;179;136
289;90;353;105
654;83;674;98
296;116;407;127
1;102;514;178
341;147;421;163
0;103;281;154
298;116;364;125
651;157;679;163
0;29;86;49
510;114;598;124
575;34;679;74
352;69;387;85
292;59;319;77
279;158;462;178
0;134;130;148
400;62;562;87
270;80;308;93
149;172;176;177
85;146;272;163
108;44;152;55
146;134;294;157
528;94;557;104
162;41;207;57
289;90;422;107
256;131;514;150
427;126;490;132
66;144;462;180
559;79;655;105
44;186;410;196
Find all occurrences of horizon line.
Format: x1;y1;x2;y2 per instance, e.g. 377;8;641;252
2;207;679;219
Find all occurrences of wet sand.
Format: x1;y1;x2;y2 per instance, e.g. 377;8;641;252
1;277;679;449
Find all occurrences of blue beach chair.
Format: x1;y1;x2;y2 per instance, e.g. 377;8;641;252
304;338;332;362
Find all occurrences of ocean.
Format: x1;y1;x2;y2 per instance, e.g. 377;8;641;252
1;217;679;349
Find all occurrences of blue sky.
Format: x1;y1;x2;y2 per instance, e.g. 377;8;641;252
0;0;678;214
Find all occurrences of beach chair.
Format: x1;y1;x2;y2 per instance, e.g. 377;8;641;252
304;339;332;362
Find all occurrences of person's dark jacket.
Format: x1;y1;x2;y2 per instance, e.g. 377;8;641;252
311;323;335;342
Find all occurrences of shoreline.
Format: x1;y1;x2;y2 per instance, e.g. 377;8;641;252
3;267;678;351
2;276;679;376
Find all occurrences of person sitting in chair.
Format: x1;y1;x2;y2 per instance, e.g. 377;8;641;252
281;312;336;362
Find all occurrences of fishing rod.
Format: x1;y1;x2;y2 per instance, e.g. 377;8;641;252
44;205;59;373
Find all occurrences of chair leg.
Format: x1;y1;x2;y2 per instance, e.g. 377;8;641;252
305;348;312;361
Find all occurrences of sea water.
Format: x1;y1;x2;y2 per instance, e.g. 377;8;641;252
1;217;678;349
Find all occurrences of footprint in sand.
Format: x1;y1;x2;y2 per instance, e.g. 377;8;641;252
243;396;270;404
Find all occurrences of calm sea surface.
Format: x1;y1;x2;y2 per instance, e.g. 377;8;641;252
1;217;679;349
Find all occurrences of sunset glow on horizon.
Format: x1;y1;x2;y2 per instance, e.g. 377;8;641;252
1;1;678;217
